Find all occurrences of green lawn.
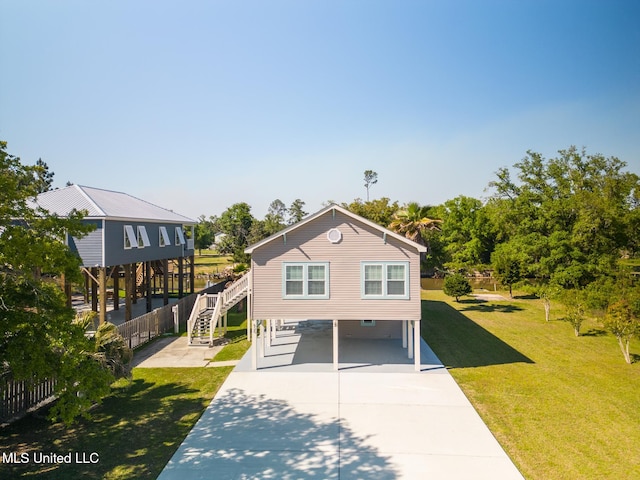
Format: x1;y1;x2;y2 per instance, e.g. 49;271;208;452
211;309;251;362
422;289;640;480
0;367;232;479
193;251;233;276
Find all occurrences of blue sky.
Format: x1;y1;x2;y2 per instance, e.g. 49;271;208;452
1;0;639;220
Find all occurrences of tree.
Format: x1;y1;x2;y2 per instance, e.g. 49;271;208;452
435;195;495;271
217;203;254;263
364;170;378;201
443;273;472;302
288;199;307;224
342;197;399;227
264;199;287;235
603;298;640;364
389;202;442;271
487;147;640;289
34;157;54;193
491;243;525;298
0;140;116;424
194;215;217;254
560;289;588;337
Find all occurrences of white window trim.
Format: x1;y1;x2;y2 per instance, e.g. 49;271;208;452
137;226;151;248
175;226;186;245
282;262;330;300
159;226;171;247
361;261;410;299
124;225;137;250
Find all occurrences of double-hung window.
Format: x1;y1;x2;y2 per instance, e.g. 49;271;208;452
361;261;409;299
283;262;329;299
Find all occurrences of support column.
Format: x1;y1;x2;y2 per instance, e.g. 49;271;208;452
132;262;138;305
333;319;339;371
84;271;90;303
251;318;258;370
224;312;228;335
246;273;252;341
259;321;265;358
99;267;107;325
163;259;169;306
408;320;414;359
189;254;195;294
145;261;152;313
91;267;98;313
113;267;120;311
402;320;407;349
414;319;421;371
125;263;133;322
178;257;184;298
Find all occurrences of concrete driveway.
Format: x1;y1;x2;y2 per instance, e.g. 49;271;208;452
158;324;524;480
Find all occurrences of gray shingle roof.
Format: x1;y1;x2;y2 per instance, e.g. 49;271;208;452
33;185;195;224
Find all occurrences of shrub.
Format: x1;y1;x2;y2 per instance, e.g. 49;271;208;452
443;273;472;302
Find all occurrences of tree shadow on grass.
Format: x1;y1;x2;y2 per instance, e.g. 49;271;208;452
459;302;524;314
0;371;230;480
159;387;398;480
581;328;608;337
422;300;534;369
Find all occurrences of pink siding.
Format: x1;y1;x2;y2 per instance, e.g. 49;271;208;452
250;210;422;321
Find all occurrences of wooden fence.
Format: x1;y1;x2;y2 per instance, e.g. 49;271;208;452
1;373;56;425
0;281;227;425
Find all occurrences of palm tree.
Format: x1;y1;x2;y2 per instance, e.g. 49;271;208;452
388;202;442;269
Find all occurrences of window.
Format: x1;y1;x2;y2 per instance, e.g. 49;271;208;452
159;226;171;247
175;226;186;245
137;226;151;248
361;262;409;299
124;225;137;249
282;262;329;299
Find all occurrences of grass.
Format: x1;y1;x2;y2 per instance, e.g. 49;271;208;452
193;251;233;277
0;367;232;479
423;289;640;480
211;309;251;362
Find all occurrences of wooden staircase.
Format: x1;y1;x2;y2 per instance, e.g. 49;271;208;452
187;273;249;346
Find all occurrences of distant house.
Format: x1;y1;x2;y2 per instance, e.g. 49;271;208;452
244;204;426;370
32;184;196;323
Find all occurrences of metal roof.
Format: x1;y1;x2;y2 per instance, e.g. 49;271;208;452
32;185;196;224
245;204;427;253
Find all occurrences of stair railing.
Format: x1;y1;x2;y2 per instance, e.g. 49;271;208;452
221;273;249;311
209;293;223;345
187;293;207;344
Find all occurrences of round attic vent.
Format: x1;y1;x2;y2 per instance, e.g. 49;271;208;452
327;228;342;243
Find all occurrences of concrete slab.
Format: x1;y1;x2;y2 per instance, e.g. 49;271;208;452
158;331;525;480
132;336;229;368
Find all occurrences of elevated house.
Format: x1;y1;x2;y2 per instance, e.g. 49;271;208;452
244;204;426;370
32;185;196;324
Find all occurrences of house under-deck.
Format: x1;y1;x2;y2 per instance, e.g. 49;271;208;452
33;185;196;324
244;204;427;371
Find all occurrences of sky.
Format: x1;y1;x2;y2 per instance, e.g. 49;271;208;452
1;0;639;221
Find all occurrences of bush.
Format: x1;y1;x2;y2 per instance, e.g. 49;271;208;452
443;273;472;302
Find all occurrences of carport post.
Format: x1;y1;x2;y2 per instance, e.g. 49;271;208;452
414;320;421;371
251;319;258;369
408;321;414;359
402;320;407;349
333;319;339;370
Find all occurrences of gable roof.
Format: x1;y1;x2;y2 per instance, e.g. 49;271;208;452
31;184;196;224
245;204;427;254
